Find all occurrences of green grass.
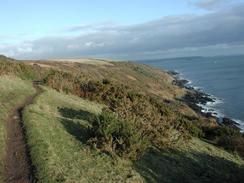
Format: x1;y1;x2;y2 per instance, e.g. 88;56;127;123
23;87;144;183
135;138;244;183
0;75;35;182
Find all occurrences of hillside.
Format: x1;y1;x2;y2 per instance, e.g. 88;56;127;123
0;55;243;183
25;58;185;100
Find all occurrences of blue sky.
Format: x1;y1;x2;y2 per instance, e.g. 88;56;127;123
0;0;199;38
0;0;244;59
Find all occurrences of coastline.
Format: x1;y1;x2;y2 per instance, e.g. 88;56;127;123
169;70;243;132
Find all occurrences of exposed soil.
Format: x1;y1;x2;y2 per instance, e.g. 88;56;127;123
3;83;42;183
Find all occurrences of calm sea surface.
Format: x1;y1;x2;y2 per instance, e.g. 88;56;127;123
136;55;244;130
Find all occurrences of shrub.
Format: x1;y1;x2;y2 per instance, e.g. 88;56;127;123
203;126;241;140
176;116;203;138
218;136;244;157
215;126;241;137
102;78;111;85
88;108;149;160
203;125;244;157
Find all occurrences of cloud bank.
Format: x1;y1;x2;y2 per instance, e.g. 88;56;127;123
1;4;244;60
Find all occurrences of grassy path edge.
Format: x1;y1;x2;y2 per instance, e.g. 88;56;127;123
3;82;43;183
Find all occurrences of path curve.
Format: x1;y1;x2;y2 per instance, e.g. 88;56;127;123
3;82;43;183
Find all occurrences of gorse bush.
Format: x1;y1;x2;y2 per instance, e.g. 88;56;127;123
201;125;244;157
176;116;204;138
43;70;83;94
203;125;241;140
88;109;149;159
218;136;244;157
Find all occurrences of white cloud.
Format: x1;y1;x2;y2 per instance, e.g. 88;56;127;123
84;42;105;48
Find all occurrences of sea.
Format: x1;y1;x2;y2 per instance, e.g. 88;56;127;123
136;55;244;131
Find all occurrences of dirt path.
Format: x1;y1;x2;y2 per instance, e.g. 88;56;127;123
3;83;43;183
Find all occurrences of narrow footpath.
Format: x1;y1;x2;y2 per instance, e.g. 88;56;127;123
3;82;42;183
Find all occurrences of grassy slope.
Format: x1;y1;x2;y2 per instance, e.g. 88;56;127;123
0;76;35;182
135;138;244;183
23;87;144;183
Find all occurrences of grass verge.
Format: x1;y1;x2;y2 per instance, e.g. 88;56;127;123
0;76;35;182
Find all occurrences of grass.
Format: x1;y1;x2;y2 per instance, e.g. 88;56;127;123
0;75;35;182
23;87;144;183
135;138;244;183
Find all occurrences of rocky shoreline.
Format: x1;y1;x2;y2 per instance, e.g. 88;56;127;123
168;70;242;131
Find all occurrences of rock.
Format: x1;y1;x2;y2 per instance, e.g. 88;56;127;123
222;117;241;130
172;79;189;88
167;70;179;76
206;112;213;118
222;117;239;126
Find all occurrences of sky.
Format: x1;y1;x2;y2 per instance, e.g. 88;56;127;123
0;0;244;60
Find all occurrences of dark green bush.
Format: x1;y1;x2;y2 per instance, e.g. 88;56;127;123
88;108;149;160
215;126;241;137
102;78;111;85
176;116;203;138
202;125;244;157
204;126;241;140
218;136;244;157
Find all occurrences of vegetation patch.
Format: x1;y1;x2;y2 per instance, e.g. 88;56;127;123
0;56;48;80
23;87;144;182
88;108;149;160
202;125;244;156
43;71;201;150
